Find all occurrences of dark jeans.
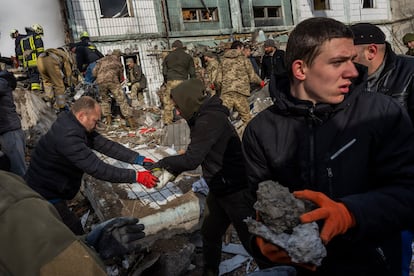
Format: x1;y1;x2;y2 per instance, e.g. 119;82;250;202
201;189;256;275
52;200;85;235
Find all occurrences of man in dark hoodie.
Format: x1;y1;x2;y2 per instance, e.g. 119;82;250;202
146;79;256;276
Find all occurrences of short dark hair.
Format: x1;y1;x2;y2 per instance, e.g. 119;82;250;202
71;96;98;114
285;17;354;79
231;40;244;49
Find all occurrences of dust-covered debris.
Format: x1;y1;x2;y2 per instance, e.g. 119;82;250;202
245;181;327;266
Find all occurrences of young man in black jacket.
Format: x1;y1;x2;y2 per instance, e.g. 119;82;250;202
147;79;256;275
242;17;414;275
25;96;158;235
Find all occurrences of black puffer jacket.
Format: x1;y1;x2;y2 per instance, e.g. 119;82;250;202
242;69;414;275
0;71;20;135
158;95;247;196
374;42;414;122
25;111;137;200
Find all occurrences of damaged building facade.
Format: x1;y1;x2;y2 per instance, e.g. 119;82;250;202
56;0;414;100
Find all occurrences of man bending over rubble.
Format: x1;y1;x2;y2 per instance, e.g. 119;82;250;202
25;96;158;235
146;79;257;275
242;17;414;275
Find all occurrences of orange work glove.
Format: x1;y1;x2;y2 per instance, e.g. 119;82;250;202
256;236;317;271
260;80;266;88
136;171;159;188
293;190;356;244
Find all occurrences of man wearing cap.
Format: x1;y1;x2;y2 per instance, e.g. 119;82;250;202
351;23;414;122
261;39;277;80
203;51;219;96
351;22;414;276
126;58;147;108
161;40;196;124
402;33;414;56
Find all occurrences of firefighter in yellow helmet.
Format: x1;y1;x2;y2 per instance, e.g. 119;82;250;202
20;24;44;91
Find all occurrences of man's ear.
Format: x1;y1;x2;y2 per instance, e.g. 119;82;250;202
292;60;306;81
366;44;378;61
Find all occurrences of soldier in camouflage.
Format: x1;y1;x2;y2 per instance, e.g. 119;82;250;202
93;49;135;128
216;40;264;126
162;40;195;124
204;52;219;96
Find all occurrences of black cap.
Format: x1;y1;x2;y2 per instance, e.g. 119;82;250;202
351;23;386;45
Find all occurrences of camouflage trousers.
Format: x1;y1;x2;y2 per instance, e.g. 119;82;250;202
129;83;144;108
220;92;251;124
163;80;183;124
98;82;132;118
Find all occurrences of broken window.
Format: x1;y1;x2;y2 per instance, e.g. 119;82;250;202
182;8;219;22
313;0;330;10
253;6;282;18
99;0;133;18
362;0;374;8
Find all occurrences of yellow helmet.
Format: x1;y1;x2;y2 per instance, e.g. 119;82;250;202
80;31;89;39
10;29;18;38
32;24;44;35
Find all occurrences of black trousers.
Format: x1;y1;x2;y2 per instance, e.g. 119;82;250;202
52;200;85;235
201;188;256;274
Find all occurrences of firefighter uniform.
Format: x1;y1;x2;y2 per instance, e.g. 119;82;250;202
20;27;44;91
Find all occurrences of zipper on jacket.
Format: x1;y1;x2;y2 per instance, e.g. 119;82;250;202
327;167;333;196
308;106;316;184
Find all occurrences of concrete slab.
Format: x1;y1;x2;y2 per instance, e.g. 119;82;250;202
83;146;201;238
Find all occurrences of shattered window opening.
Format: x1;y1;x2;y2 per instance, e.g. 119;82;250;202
182;8;219;22
313;0;330;10
253;6;282;19
99;0;133;18
362;0;374;8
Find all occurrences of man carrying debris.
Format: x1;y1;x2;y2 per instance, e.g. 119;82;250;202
146;79;257;275
25;96;158;235
0;70;26;177
162;40;195;124
216;40;264;130
93;49;135;128
242;17;414;275
1;170;147;275
126;57;147;109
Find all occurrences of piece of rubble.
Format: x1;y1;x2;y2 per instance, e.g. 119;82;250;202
245;181;326;266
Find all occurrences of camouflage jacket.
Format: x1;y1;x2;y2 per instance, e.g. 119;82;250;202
206;58;219;85
93;54;123;84
217;49;262;96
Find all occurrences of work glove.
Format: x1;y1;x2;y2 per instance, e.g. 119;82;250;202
260;80;266;88
209;83;215;90
136;170;159;188
293;190;356;244
142;161;162;171
134;155;155;167
86;217;145;260
0;70;17;90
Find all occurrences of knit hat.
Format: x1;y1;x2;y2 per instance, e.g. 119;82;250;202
402;33;414;45
171;79;207;120
351;23;386;45
264;39;276;48
172;40;183;48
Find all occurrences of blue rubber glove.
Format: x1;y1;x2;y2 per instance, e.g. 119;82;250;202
134;155;155;167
